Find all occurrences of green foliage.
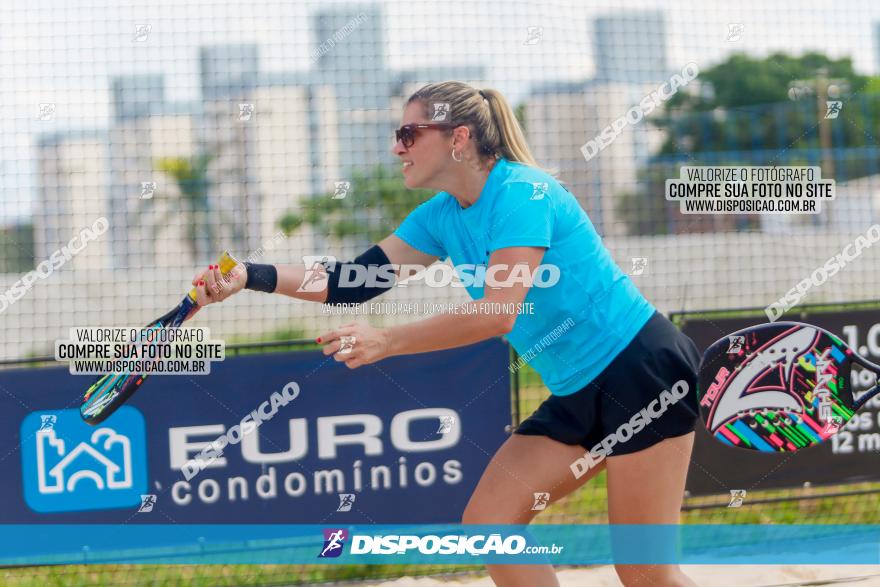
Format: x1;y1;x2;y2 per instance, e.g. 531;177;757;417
0;223;35;273
616;166;677;236
623;52;878;235
130;152;241;262
654;51;870;156
278;165;433;243
278;213;303;236
861;75;880;95
663;51;866;110
514;102;527;133
227;325;311;347
0;563;485;586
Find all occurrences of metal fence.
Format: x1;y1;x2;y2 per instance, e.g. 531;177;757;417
5;0;880;583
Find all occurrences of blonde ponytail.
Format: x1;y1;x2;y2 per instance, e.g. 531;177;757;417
478;88;540;168
407;81;554;174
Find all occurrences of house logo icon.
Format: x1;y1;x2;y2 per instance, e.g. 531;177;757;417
21;407;147;513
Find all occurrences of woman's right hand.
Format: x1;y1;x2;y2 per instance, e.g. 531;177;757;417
191;262;248;308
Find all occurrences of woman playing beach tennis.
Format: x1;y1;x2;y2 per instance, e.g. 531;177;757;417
192;81;701;587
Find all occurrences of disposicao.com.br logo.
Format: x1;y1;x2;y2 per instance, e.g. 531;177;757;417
318;529;563;557
318;528;348;558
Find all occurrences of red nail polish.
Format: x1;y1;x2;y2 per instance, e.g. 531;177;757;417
316;337;322;343
198;280;205;286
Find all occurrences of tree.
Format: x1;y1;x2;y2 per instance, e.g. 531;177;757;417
654;51;870;159
130;152;240;261
278;165;433;244
0;223;35;273
622;52;877;235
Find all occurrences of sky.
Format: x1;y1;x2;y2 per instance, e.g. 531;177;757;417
1;0;878;222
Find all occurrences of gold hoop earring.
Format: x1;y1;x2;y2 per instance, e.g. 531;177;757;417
451;148;462;162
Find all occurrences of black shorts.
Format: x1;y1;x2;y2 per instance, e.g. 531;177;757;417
515;311;701;456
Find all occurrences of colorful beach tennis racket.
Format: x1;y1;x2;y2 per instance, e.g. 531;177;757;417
79;251;239;425
697;321;880;452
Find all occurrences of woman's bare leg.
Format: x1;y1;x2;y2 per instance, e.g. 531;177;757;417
462;433;606;587
606;432;699;587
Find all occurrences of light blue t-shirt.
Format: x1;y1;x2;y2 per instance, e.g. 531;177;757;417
393;157;655;396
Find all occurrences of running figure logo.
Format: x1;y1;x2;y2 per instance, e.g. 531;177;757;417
530;182;548;200
431;102;450;122
437;416;455;434
138;494;156;512
338;336;356;355
318;529;348;558
132;24;152;42
298;256;334;292
531;492;550;510
726;335;744;354
337;493;355;512
630;257;648;276
825;101;843;119
728;489;747;508
139;181;156;200
524;26;543;45
39;415;57;431
239;103;255;121
332;181;350;199
38;103;56;121
727;23;744;42
822;415;843;436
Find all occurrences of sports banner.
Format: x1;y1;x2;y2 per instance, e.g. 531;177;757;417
0;338;511;523
0;523;877;565
673;304;880;496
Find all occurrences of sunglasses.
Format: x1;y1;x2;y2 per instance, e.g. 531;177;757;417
394;123;453;148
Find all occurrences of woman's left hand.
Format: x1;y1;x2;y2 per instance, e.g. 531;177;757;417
317;322;393;369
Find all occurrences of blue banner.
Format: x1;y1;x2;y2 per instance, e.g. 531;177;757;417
0;339;511;523
0;524;876;565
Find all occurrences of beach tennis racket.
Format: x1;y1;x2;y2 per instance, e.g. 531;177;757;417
697;321;880;452
79;251;239;425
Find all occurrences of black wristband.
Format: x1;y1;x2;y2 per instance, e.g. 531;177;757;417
244;262;278;293
324;244;393;305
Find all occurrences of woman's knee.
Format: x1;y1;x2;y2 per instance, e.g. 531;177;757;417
462;493;537;525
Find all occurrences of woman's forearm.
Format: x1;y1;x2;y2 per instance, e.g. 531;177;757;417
386;302;512;357
265;263;512;355
272;264;329;303
264;265;508;355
